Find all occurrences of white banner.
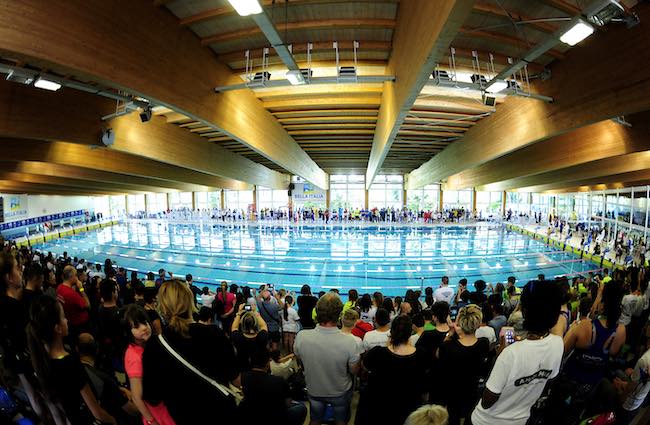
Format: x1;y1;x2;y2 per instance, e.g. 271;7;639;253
292;183;325;203
2;194;28;221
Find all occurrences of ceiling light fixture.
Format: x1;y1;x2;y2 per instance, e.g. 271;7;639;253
34;77;61;91
485;79;508;93
285;69;306;85
560;19;595;46
227;0;262;16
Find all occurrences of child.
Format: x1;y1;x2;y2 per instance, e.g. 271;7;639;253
281;295;300;353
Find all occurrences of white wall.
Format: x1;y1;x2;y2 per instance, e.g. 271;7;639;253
26;195;94;218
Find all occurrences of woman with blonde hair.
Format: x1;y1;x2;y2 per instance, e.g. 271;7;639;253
142;279;240;424
435;304;490;425
404;404;449;425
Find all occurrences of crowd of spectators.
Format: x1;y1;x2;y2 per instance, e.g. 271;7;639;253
1;242;650;425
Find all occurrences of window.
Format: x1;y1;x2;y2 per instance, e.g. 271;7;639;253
476;191;502;215
169;192;193;209
407;184;440;211
368;175;403;209
126;194;145;213
442;189;472;210
257;186;288;210
146;193;168;213
195;191;221;210
531;194;551;216
632;190;648;226
330;175;365;210
225;190;254;210
506;192;530;214
109;196;126;217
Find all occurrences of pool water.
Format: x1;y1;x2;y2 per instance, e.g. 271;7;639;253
32;221;596;295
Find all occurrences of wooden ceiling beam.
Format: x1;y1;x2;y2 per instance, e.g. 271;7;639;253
0;161;213;193
516;169;650;194
476;151;650;192
0;138;252;190
0;180;122;196
457;27;565;59
0;79;287;189
408;3;650;189
446;113;650;190
0;0;327;188
0;171;147;194
366;0;475;189
200;19;396;46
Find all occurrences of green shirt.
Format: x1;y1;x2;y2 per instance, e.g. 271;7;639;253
424;322;435;332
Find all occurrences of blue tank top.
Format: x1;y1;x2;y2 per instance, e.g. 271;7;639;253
564;319;617;386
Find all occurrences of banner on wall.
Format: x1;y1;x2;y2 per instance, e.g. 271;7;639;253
292;183;325;203
3;195;28;221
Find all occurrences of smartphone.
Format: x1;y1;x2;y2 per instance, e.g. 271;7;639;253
244;305;252;312
500;326;515;346
449;306;459;321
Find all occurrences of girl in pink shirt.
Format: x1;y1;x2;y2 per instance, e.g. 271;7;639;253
123;305;176;425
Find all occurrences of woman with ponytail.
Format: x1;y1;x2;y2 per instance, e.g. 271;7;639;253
281;295;300;353
27;295;116;424
142;279;240;424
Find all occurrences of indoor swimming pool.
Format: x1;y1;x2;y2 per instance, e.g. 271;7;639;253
31;221;597;295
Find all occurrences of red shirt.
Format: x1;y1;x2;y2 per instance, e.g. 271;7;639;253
56;284;89;326
215;292;236;313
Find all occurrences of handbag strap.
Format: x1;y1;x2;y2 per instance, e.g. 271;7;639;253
158;334;230;397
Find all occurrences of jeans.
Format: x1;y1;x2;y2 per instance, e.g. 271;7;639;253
308;390;353;423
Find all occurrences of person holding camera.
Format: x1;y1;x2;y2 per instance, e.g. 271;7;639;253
231;303;269;371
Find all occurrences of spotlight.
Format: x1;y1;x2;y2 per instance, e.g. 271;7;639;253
560;19;594;46
139;105;152;122
227;0;262;16
34;77;61;91
285;70;305;85
485;79;508;93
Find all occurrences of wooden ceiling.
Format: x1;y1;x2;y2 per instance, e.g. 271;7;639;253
0;0;647;195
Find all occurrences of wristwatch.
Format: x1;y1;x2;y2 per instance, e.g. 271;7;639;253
144;418;154;425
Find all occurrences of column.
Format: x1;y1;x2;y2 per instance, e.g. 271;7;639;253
501;191;507;216
403;188;407;208
144;193;149;214
252;186;257;211
326;189;330;210
166;193;171;211
191;192;196;210
220;189;225;210
364;189;369;209
472;188;477;213
124;194;129;215
439;187;444;212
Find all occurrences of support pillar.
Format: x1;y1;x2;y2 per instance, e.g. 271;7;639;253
191;192;196;210
166;192;171;211
502;191;507;216
220;189;225;210
326;189;330;210
439;187;444;212
365;189;369;209
472;188;477;213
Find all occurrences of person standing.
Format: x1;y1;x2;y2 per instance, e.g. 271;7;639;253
471;281;564;425
294;292;360;425
56;265;91;336
433;276;455;304
258;288;282;351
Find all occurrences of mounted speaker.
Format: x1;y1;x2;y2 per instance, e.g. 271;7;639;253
289;183;295;190
100;128;115;146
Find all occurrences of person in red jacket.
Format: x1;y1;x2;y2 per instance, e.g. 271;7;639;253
56;265;91;337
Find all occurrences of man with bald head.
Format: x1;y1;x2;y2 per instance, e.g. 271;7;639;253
257;286;281;351
56;265;91;335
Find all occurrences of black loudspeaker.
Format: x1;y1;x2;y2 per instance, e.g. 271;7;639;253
288;190;292;196
289;183;295;190
483;94;497;107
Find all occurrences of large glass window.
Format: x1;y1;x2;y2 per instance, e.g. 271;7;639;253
195;191;221;210
109;196;126;217
476;191;502;215
169;192;193;209
442;189;472;210
330;175;365;210
368;175;403;209
225;190;254;211
531;194;552;217
617;191;632;223
146;193;168;214
257;186;289;210
506;192;530;214
407;184;440;211
632;189;648;226
126;195;145;214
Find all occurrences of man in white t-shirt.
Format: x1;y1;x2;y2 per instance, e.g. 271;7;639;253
616;347;650;424
363;308;391;351
433;276;455;304
472;281;564;425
